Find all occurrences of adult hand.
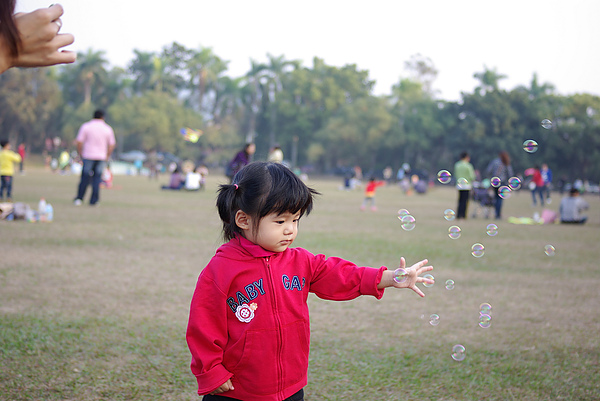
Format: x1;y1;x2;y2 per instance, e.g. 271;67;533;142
9;4;76;70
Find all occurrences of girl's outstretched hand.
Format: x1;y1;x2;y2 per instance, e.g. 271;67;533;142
378;257;434;297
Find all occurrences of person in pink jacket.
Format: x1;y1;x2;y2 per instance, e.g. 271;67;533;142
186;162;434;401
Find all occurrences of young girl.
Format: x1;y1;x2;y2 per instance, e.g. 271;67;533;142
186;162;433;401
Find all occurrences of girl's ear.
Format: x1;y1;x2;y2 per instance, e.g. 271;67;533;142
235;210;251;230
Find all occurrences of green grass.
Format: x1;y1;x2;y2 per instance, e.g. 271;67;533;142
1;167;599;400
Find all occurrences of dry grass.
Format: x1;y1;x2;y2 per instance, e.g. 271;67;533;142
1;167;599;400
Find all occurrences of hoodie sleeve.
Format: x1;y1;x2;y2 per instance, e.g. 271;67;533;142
305;251;386;300
186;269;233;395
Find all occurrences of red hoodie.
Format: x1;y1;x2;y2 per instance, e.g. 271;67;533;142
186;235;386;400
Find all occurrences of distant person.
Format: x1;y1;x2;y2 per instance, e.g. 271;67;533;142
0;3;75;75
0;139;22;202
226;143;255;183
147;149;159;180
17;143;25;173
73;110;116;206
560;188;589;224
383;166;393;185
185;167;202;191
161;166;185;190
100;163;113;189
486;151;513;219
186;161;433;400
454;151;476;219
267;145;284;163
541;163;553;202
528;165;546;207
361;176;385;211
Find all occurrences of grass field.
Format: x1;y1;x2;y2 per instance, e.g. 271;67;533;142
1;166;599;401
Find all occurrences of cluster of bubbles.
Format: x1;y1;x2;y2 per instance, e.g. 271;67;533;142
404;123;558;360
479;303;492;329
397;209;416;231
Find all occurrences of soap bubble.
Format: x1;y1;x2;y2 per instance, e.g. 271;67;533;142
444;209;456;221
457;177;469;189
541;119;553;129
393;267;408;283
445;279;455;290
448;225;461;239
429;314;440;326
400;215;416;231
486;223;498;236
498;186;511;199
479;303;492;314
471;243;485;258
508;177;522;190
523;139;539;153
422;273;434;288
479;313;492;328
544;244;556;256
490;177;501;187
437;170;452;184
397;208;410;219
451;344;466;361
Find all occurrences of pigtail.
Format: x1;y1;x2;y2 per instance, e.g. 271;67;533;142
216;183;241;241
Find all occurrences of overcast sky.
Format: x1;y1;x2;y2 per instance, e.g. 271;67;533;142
17;0;600;101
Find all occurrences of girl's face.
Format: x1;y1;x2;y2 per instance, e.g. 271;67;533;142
244;211;300;253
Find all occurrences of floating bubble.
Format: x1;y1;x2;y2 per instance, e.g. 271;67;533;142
401;215;416;231
457;177;469;190
444;209;456;221
498;186;511;199
422;273;435;288
479;313;492;328
448;225;461;239
490;177;502;187
479;303;492;315
397;208;410;219
471;243;485;258
451;344;466;361
393;267;408;283
544;244;556;256
508;176;522;190
541;119;553;129
429;314;440;326
486;223;498;236
523;139;539;153
445;279;455;290
437;170;452;184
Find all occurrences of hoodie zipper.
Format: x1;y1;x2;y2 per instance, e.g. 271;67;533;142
265;256;285;398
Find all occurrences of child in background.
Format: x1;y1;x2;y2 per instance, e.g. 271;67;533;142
0;140;23;202
186;162;433;401
360;176;385;211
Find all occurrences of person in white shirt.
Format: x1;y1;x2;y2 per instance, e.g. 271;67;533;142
560;188;589;224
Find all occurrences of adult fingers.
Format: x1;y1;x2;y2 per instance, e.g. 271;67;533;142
47;4;65;21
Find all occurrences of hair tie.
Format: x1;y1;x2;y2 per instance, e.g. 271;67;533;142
234;184;238;190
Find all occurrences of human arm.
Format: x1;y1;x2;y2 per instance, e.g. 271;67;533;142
186;271;234;395
0;4;75;74
106;143;115;161
377;258;433;297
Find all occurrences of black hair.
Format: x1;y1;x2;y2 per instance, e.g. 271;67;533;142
460;151;469;159
217;161;320;241
1;139;9;148
93;110;105;119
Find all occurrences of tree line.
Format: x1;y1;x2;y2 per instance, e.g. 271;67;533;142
0;42;599;183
